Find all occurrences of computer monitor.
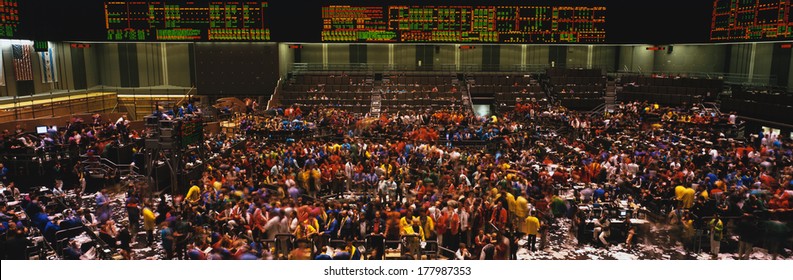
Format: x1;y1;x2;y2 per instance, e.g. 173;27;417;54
36;126;47;134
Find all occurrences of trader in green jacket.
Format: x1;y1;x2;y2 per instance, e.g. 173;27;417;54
709;214;724;257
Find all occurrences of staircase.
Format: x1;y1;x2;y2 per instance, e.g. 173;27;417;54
80;155;146;182
462;83;474;114
587;103;606;118
539;76;556;103
370;91;382;117
604;80;617;112
700;102;722;115
735;121;747;140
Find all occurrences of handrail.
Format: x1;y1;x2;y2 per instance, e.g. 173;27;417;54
737;115;793;129
291;63;551;74
0;88;101;104
700;102;722;115
588;103;606;117
437;246;458;259
175;86;197;106
464;82;475;114
610;71;778;86
80;155;142;177
488;221;500;233
81;155;125;168
267;77;282;110
110;102;119;114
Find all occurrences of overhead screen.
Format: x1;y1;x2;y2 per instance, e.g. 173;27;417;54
7;0;789;43
104;1;271;41
710;0;792;41
321;5;607;43
0;0;20;38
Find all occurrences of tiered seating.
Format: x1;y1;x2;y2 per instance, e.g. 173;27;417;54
468;73;540;100
387;72;455;87
277;72;374;113
275;71;468;113
730;90;793;106
469;74;546;110
721;88;792;123
547;68;605;110
380;72;464;112
292;71;370;86
617;75;723;106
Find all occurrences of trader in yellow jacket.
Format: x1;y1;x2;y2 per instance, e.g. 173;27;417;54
401;218;425;258
142;206;156;246
522;215;540;252
419;215;434;241
401;218;426;241
505;192;516;214
514;195;529;235
674;185;695;209
185;185;202;204
682;188;695;209
675;185;686;200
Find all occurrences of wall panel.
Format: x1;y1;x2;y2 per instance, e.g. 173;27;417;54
194;43;279;97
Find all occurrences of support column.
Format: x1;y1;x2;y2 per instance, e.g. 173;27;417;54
521;44;527;69
748;42;757;83
587;45;594;69
322;43;328;70
388;44;394;69
277;43;290;78
455;44;461;71
161;43;169;86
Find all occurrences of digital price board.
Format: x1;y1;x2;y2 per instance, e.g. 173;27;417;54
0;0;20;38
711;0;792;41
7;1;763;44
321;5;606;43
104;0;270;41
178;119;203;148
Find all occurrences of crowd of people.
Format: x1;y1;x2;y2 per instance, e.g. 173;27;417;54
1;97;791;260
0;114;136;157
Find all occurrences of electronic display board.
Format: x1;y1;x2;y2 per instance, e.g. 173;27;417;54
11;0;758;44
321;5;606;43
0;0;20;38
178;119;203;148
711;0;792;41
104;1;270;41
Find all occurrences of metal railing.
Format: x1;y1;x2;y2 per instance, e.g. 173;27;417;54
437;245;458;260
79;154;143;180
291;63;553;74
174;86;197;107
267;77;282;110
700;102;722;115
115;86;194;121
0;90;116;123
0;85;194;123
610;71;778;87
587;103;606;117
464;82;475;113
